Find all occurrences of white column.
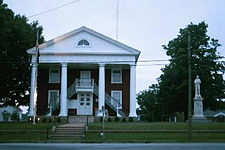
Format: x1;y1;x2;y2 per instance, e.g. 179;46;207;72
129;64;137;117
28;63;37;116
59;63;68;116
98;63;105;116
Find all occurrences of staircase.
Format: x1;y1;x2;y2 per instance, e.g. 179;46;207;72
67;78;126;117
94;83;126;116
50;123;86;142
44;103;60;116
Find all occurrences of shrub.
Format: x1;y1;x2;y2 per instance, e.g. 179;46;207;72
100;117;103;122
42;117;47;123
128;117;133;122
56;117;61;123
115;117;120;122
48;117;53;123
11;111;19;122
122;117;126;122
108;118;112;122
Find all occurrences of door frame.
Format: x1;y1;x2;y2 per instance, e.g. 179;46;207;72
77;92;93;115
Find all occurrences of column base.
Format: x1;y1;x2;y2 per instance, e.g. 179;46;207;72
59;113;68;117
129;113;137;117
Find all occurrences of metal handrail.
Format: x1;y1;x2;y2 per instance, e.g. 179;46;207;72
94;83;126;116
76;78;94;87
67;78;127;116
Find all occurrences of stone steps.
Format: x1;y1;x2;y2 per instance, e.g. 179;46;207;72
50;123;86;141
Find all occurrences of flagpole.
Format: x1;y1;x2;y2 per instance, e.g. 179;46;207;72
33;30;39;125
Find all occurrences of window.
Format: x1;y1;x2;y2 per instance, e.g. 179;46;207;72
111;91;122;109
48;90;59;108
77;39;90;46
49;68;60;83
111;68;122;83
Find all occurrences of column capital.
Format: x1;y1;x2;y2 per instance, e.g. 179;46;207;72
130;64;136;67
61;63;68;67
31;63;38;67
98;63;106;67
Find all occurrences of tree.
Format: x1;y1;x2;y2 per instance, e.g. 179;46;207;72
159;22;225;118
137;84;163;121
0;1;44;106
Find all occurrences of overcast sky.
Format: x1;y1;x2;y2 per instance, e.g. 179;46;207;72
4;0;225;93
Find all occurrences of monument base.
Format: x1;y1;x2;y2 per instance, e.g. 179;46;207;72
192;115;211;123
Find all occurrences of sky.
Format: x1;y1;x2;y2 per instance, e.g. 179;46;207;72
4;0;225;93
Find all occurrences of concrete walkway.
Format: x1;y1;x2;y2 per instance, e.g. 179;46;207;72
58;123;86;127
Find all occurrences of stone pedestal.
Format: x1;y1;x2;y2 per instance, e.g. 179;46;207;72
192;96;208;122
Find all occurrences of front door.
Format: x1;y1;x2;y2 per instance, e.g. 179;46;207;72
80;71;91;79
77;93;93;115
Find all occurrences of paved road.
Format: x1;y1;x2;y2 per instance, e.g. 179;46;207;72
0;143;225;150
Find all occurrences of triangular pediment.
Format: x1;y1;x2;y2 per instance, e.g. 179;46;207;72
27;26;140;57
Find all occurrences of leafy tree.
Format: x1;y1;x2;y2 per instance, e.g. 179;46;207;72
0;1;44;106
159;22;225;118
137;84;162;121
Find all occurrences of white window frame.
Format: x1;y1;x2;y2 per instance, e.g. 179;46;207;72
49;68;60;83
111;90;122;109
111;68;122;84
48;90;59;108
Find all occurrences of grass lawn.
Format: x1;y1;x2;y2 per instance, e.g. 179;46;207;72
0;122;59;142
0;122;225;143
86;122;225;143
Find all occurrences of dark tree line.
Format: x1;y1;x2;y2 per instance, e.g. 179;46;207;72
137;22;225;121
0;0;44;106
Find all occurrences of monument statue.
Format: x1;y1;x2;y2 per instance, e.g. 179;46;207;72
194;75;202;99
192;75;208;122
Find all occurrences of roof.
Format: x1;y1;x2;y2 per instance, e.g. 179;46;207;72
27;26;140;60
214;112;225;117
204;109;225;117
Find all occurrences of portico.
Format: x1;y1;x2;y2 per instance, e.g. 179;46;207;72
27;26;140;117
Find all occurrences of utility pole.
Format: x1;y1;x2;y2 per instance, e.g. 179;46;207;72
188;31;192;141
33;30;39;125
116;0;119;40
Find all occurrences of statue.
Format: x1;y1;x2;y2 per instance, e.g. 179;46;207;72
194;75;202;99
192;75;208;122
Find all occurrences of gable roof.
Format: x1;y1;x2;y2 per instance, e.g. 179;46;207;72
27;26;140;59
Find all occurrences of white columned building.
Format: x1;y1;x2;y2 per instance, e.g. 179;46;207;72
129;64;137;117
26;26;140;117
28;63;37;116
59;63;68;116
98;63;105;116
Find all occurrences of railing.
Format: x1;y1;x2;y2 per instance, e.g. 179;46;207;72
67;78;126;116
68;80;76;99
94;83;126;117
44;102;60;116
76;79;94;88
68;78;94;99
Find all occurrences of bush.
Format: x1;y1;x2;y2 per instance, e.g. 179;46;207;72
41;117;47;123
115;117;120;122
122;117;126;122
11;111;19;122
128;117;133;122
108;118;112;122
48;117;53;123
100;117;103;122
56;117;61;123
